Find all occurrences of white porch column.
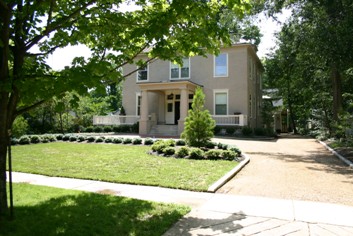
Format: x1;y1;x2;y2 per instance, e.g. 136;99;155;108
178;88;189;135
139;90;149;135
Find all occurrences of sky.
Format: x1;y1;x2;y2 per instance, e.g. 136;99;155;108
46;8;290;71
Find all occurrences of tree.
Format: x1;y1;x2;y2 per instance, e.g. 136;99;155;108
181;87;215;147
0;0;250;216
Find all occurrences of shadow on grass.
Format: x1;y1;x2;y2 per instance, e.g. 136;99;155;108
0;184;188;236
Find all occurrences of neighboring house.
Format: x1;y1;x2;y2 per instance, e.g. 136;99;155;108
118;43;264;137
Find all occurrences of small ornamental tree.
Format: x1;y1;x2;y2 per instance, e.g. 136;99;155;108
182;87;216;147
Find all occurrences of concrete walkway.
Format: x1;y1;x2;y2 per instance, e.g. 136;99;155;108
8;171;353;235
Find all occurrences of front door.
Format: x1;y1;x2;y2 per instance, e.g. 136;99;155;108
174;101;180;125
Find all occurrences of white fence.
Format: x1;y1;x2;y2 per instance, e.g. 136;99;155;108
93;115;139;125
212;115;247;126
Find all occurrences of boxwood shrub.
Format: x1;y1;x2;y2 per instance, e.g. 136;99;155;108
132;138;142;145
222;150;238;160
113;137;123;144
93;126;103;133
78;136;85;142
175;146;189;158
87;136;96;142
69;136;77;142
204;150;223;160
103;126;112;132
56;134;63;140
104;137;113;143
85;127;94;132
19;136;30;145
123;138;132;144
144;138;154;145
189;148;204;160
163;147;175;156
176;139;186;146
95;137;104;143
30;135;41;144
62;134;71;141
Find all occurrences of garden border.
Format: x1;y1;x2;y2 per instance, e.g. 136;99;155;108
207;153;250;192
318;140;353;168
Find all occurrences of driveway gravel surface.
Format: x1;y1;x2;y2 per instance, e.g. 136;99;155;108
214;135;353;206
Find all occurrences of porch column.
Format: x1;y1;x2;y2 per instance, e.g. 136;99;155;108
139;89;149;135
178;88;189;136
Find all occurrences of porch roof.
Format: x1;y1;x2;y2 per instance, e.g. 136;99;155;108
137;80;201;91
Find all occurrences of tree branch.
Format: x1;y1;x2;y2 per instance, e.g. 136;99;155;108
25;0;97;51
123;58;157;78
15;99;47;117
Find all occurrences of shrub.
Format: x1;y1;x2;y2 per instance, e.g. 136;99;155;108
131;122;139;133
69;136;77;142
120;125;131;133
229;147;241;155
112;126;121;133
18;136;30;145
214;126;221;135
204;150;223;160
217;143;228;150
95;137;104;143
189;148;204;159
103;126;112;132
87;136;96;142
226;127;236;135
93;126;103;133
151;140;168;153
163;147;175;156
113;137;123;144
12;116;28;138
176;139;186;146
123;138;132;144
11;138;18;145
30;135;41;144
132;138;142;145
242;126;253;136
85;126;94;132
78;136;85;142
62;134;71;141
104;137;113;143
44;135;56;142
165;139;176;147
222;150;238;160
254;127;266;136
175;146;190;158
144;138;154;145
205;141;216;149
56;134;63;140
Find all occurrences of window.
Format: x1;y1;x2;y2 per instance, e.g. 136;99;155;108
136;94;141;116
137;66;148;81
214;53;228;77
214;90;228;115
170;58;190;79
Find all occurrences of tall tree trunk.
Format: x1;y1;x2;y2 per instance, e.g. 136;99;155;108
331;64;343;121
0;106;9;217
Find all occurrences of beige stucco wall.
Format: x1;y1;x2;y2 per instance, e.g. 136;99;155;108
121;44;263;128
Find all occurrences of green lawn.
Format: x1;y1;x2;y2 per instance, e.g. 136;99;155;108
12;142;237;191
0;183;190;236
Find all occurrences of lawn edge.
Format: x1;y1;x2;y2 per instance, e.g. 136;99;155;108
207;153;250;192
318;140;353;168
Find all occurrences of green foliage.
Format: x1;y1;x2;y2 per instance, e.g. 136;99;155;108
85;127;94;132
131;123;139;133
229;147;242;155
78;136;85;142
104;138;113;143
181;87;215;147
113;138;123;144
119;125;131;133
11;116;29;138
93;126;103;133
189;148;204;160
103;126;112;132
175;147;190;158
222;150;238;160
122;138;132;144
204;150;223;160
254;127;266;136
214;126;222;135
95;137;104;143
11;138;18;145
144;138;154;145
226;127;236;135
205;141;216;149
163;147;176;156
87;137;96;143
132;138;142;145
151;140;168;153
241;126;253;136
56;134;63;140
176;140;186;146
18;136;30;145
62;134;71;141
30;135;41;144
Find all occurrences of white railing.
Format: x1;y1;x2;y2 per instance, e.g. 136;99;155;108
93;115;140;125
212;115;247;126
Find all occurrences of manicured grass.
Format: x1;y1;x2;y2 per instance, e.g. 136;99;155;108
0;183;190;236
12;142;238;191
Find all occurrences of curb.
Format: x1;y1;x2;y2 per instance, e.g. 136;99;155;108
207;153;250;192
318;140;353;168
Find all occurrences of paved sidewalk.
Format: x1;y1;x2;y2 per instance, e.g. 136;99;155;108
8;172;353;235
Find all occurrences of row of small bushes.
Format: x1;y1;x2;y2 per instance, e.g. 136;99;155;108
81;124;139;133
214;126;276;137
150;140;241;161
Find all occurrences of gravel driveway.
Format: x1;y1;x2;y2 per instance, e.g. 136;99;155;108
213;135;353;206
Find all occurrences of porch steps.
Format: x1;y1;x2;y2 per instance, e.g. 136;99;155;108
149;125;179;137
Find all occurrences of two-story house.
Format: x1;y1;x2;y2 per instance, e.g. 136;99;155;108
120;43;263;137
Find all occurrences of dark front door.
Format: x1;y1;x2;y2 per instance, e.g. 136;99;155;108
174;101;180;125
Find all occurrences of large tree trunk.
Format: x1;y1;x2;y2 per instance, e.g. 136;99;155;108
0;124;9;217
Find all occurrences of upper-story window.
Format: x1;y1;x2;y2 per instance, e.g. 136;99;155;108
214;53;228;77
170;58;190;79
137;65;148;81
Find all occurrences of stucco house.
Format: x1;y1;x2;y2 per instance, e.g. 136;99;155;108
117;43;263;137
